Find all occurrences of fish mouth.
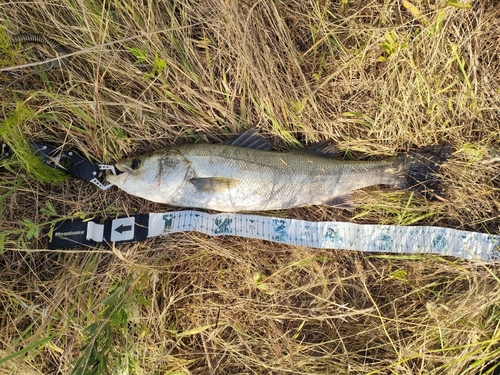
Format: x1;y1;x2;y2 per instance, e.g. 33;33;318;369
106;170;129;186
105;162;131;186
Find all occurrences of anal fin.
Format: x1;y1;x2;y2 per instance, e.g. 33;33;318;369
324;193;355;210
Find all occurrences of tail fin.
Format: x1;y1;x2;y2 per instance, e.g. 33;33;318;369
395;144;454;198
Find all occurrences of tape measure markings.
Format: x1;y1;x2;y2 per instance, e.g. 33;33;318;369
49;210;500;262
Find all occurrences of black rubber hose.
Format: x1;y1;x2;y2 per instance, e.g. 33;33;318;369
11;33;69;69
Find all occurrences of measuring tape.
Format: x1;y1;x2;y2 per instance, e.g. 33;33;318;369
50;210;500;262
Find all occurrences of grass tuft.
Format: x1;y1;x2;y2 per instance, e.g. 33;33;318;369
1;103;68;184
0;0;499;374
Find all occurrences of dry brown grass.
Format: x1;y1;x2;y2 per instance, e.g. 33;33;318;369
1;0;499;374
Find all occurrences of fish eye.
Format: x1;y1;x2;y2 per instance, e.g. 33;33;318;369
130;158;142;170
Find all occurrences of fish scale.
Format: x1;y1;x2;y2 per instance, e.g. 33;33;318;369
163;144;397;211
106;129;453;211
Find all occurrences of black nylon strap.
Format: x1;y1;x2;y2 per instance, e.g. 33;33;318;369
49;219;96;249
49;214;150;249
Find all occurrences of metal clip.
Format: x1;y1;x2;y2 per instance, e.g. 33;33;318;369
91;164;117;190
1;141;117;190
32;143;116;190
98;164;117;175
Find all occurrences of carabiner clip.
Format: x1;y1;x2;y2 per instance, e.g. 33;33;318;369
32;143;117;190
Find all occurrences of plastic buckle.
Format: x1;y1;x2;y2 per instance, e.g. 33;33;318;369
32;143;116;190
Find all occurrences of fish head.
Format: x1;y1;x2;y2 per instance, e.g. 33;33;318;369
106;150;190;203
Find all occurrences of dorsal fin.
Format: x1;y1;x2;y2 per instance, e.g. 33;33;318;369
300;140;338;158
223;128;273;151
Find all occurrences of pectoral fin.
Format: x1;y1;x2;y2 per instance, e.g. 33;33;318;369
324;193;355;210
190;177;239;192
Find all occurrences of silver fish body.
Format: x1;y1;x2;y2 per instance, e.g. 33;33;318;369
106;130;452;212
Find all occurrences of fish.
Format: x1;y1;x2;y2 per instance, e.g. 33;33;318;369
106;128;453;212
